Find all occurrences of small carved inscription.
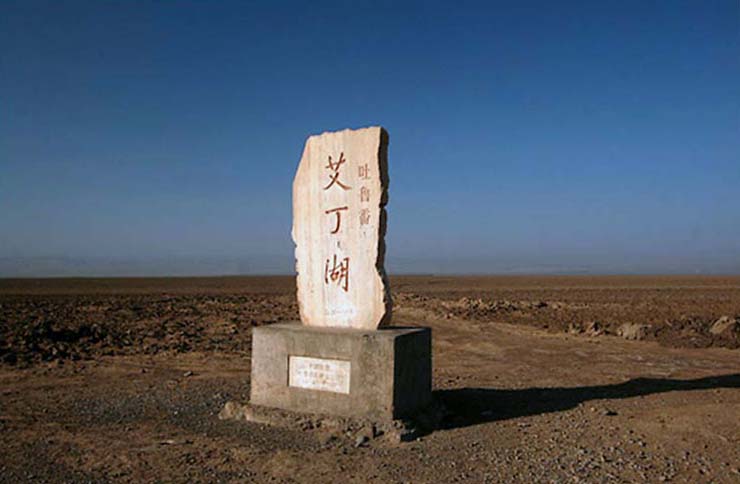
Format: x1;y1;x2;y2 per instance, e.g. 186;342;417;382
288;356;351;394
323;152;351;191
324;254;350;292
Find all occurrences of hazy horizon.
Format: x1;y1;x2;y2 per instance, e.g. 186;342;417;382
2;254;739;278
2;1;739;277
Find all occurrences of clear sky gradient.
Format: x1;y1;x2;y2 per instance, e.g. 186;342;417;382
2;1;739;276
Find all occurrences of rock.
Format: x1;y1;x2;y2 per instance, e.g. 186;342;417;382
352;424;376;445
384;420;419;443
710;316;739;336
584;321;604;336
218;401;247;421
569;321;604;336
618;323;652;341
354;434;369;447
292;126;391;330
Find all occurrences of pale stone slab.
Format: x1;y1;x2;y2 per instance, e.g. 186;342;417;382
292;126;391;329
288;356;351;394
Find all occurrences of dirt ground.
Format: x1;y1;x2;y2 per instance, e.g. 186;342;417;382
1;275;738;483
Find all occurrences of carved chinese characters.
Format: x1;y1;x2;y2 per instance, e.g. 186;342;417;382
292;127;391;329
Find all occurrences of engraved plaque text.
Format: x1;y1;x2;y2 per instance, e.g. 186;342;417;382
288;356;351;394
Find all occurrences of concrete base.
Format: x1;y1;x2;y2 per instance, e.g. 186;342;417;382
250;323;432;420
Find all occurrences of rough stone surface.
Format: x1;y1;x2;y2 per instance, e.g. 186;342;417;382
218;400;435;445
249;323;431;419
618;323;652;341
292;126;391;330
218;401;247;421
710;316;739;336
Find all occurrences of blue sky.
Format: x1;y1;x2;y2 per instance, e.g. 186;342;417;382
1;0;739;275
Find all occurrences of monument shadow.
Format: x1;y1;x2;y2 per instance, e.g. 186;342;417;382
433;373;740;430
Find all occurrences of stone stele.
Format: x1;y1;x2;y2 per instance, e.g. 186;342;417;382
292;126;391;329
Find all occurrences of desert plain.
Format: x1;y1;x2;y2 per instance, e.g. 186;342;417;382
0;275;738;483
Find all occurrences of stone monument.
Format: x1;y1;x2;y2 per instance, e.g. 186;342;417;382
249;126;432;420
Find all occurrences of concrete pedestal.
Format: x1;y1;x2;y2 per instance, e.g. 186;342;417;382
250;323;432;420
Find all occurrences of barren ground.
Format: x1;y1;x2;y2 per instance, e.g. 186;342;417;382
1;276;738;483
